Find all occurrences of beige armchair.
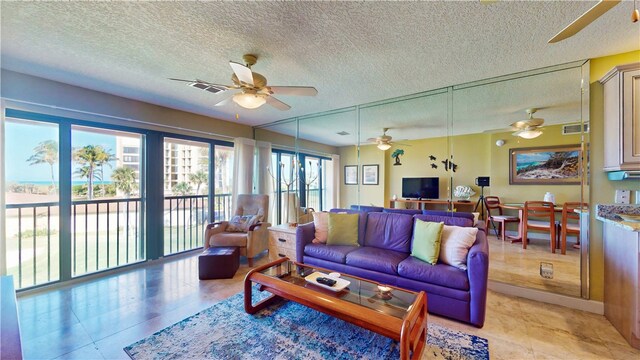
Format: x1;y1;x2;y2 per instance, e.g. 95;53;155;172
204;194;270;267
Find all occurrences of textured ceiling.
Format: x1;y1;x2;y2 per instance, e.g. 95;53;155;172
1;1;639;144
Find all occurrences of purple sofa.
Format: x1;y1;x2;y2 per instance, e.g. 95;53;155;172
295;211;489;327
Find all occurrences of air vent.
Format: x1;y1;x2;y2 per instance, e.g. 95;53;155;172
189;82;226;94
562;123;589;135
336;131;350;136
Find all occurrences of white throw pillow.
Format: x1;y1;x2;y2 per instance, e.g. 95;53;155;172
472;212;480;226
312;211;329;244
439;225;478;270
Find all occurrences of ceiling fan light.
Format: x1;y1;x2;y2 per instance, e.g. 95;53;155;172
232;92;266;109
377;143;392;151
516;130;543;139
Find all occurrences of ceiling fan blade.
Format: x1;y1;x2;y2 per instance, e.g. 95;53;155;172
548;0;621;43
212;90;237;106
265;96;291;111
168;78;194;82
229;61;254;86
365;137;377;142
268;86;318;96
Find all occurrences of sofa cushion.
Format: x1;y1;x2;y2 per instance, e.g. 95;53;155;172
345;247;409;275
422;210;475;220
226;215;258;232
411;219;444;265
327;213;359;246
304;244;359;263
363;212;413;252
439;225;478;270
312;211;329;244
414;214;473;228
330;209;368;245
382;208;422;215
397;256;469;291
350;205;384;213
209;232;247;247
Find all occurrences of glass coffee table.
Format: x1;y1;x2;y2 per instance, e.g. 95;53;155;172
244;257;427;360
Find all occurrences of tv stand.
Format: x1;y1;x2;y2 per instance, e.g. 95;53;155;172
390;198;475;212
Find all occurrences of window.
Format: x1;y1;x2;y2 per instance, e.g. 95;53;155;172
4;119;60;288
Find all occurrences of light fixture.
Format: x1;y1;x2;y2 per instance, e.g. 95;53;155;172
633;0;639;22
232;92;266;109
515;130;543;139
495;139;505;147
377;143;391;151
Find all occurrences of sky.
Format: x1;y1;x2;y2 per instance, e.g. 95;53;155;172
5;120;120;183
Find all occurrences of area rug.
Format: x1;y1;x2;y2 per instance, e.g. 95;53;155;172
124;291;489;359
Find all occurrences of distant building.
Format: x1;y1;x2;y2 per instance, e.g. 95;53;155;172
116;137;211;194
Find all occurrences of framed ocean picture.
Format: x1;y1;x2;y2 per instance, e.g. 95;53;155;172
509;145;582;185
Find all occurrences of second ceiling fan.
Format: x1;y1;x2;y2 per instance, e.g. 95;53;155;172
170;54;317;110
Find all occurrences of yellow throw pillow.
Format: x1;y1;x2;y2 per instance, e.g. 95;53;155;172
326;213;359;246
411;219;444;265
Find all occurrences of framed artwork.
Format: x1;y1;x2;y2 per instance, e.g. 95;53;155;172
344;165;358;185
362;164;379;185
509;144;582;185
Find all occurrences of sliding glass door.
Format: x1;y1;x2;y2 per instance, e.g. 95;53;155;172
4;118;60;288
70;125;144;277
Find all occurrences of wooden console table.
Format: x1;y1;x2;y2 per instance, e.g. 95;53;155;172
390;199;476;212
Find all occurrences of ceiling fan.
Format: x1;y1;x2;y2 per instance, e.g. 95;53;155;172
170;54;318;110
510;108;544;139
549;0;638;43
366;128;411;150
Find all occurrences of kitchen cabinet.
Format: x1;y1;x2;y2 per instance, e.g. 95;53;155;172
603;221;640;349
600;62;640;171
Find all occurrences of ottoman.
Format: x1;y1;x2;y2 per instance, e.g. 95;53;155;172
198;247;240;280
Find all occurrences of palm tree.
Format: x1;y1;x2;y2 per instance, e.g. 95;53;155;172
188;170;208;195
73;145;112;200
112;166;137;198
96;148;116;197
27;140;58;194
173;182;192;196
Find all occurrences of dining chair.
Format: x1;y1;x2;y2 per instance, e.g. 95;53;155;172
522;201;556;253
484;196;520;241
560;202;588;254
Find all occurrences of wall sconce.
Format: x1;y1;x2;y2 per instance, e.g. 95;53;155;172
495;139;505;147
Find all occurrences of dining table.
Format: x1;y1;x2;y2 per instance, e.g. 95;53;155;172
497;203;564;246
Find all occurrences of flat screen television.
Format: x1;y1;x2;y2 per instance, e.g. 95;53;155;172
402;177;439;199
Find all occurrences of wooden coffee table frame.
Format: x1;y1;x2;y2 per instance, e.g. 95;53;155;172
244;257;427;360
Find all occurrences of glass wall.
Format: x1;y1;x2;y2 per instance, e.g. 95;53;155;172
4;119;60;288
71;126;144;277
163;137;209;255
256;61;590;299
2;109;235;290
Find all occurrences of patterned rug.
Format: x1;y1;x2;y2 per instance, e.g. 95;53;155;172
124;291;489;359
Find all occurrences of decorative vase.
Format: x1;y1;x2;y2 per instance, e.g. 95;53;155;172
544;192;555;204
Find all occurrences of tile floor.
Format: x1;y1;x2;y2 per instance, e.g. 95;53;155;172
16;252;639;360
487;231;581;297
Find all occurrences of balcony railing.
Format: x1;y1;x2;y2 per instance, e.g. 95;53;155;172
163;193;232;255
6;202;60;289
5;193;233;290
71;198;143;277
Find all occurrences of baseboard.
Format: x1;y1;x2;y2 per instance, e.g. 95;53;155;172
488;280;604;315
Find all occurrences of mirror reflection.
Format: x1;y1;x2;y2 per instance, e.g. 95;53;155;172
258;62;589;298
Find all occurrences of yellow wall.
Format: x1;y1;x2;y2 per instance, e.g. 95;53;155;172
487;125;583;205
588;50;640;301
378;125;581;208
338;145;385;208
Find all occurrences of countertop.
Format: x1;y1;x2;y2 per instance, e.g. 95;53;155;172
595;204;640;232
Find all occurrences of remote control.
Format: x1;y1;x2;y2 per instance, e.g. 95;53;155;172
316;277;337;287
